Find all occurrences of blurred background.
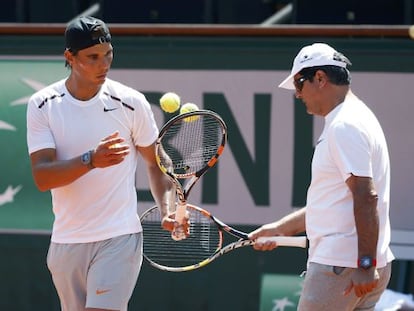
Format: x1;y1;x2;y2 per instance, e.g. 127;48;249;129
1;0;413;25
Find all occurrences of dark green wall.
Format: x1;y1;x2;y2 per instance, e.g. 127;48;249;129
0;233;409;310
2;35;414;72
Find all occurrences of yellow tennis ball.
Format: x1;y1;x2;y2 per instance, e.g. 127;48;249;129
180;102;199;122
409;25;414;39
160;92;181;113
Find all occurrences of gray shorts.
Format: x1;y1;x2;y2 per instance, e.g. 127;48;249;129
298;262;392;311
47;233;142;311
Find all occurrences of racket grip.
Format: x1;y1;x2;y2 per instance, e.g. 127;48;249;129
171;203;187;241
256;236;307;248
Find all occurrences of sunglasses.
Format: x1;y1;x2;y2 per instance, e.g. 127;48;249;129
294;75;311;92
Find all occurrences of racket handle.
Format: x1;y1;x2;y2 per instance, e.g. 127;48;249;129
171;203;187;241
256;236;307;248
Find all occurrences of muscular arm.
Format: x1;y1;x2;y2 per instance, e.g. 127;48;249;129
30;148;92;191
30;131;129;192
346;174;379;260
248;207;306;250
137;143;176;222
344;174;380;297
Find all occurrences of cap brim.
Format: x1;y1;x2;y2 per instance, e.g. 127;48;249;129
278;74;295;90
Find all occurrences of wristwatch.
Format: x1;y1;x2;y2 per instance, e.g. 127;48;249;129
81;150;94;169
358;256;377;270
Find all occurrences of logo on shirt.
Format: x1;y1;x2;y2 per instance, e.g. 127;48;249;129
103;107;118;112
96;288;111;295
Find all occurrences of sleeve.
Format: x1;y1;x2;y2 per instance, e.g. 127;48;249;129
131;92;159;147
26;93;56;154
328;121;373;181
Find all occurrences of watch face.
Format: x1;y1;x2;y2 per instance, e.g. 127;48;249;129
81;152;90;165
359;256;375;269
360;257;371;268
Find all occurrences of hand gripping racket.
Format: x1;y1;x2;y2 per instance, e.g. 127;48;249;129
140;204;307;272
155;109;227;241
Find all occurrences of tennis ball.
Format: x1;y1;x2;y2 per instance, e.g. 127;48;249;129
160;92;181;113
180;102;199;122
409;25;414;39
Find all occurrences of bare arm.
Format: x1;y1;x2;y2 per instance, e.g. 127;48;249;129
346;174;379;260
30;148;91;191
30;131;129;191
137;142;176;230
248;207;306;250
344;174;380;297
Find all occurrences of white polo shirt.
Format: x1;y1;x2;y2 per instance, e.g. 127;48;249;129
306;92;394;268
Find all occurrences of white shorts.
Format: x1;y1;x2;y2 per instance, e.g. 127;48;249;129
47;233;142;311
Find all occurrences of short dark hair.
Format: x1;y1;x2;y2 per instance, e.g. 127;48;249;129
299;65;351;86
65;50;78;68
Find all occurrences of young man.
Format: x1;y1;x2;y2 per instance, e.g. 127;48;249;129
249;43;394;310
27;16;177;311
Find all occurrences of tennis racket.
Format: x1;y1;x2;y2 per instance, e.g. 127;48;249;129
155;109;227;241
140;204;307;272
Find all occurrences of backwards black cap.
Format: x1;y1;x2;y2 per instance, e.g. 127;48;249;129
65;16;111;52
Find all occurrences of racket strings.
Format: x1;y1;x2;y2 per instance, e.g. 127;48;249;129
141;207;222;267
159;114;224;176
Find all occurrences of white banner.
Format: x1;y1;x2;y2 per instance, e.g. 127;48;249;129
108;69;414;230
1;60;412;231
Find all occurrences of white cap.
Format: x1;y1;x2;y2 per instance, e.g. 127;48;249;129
278;43;351;90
